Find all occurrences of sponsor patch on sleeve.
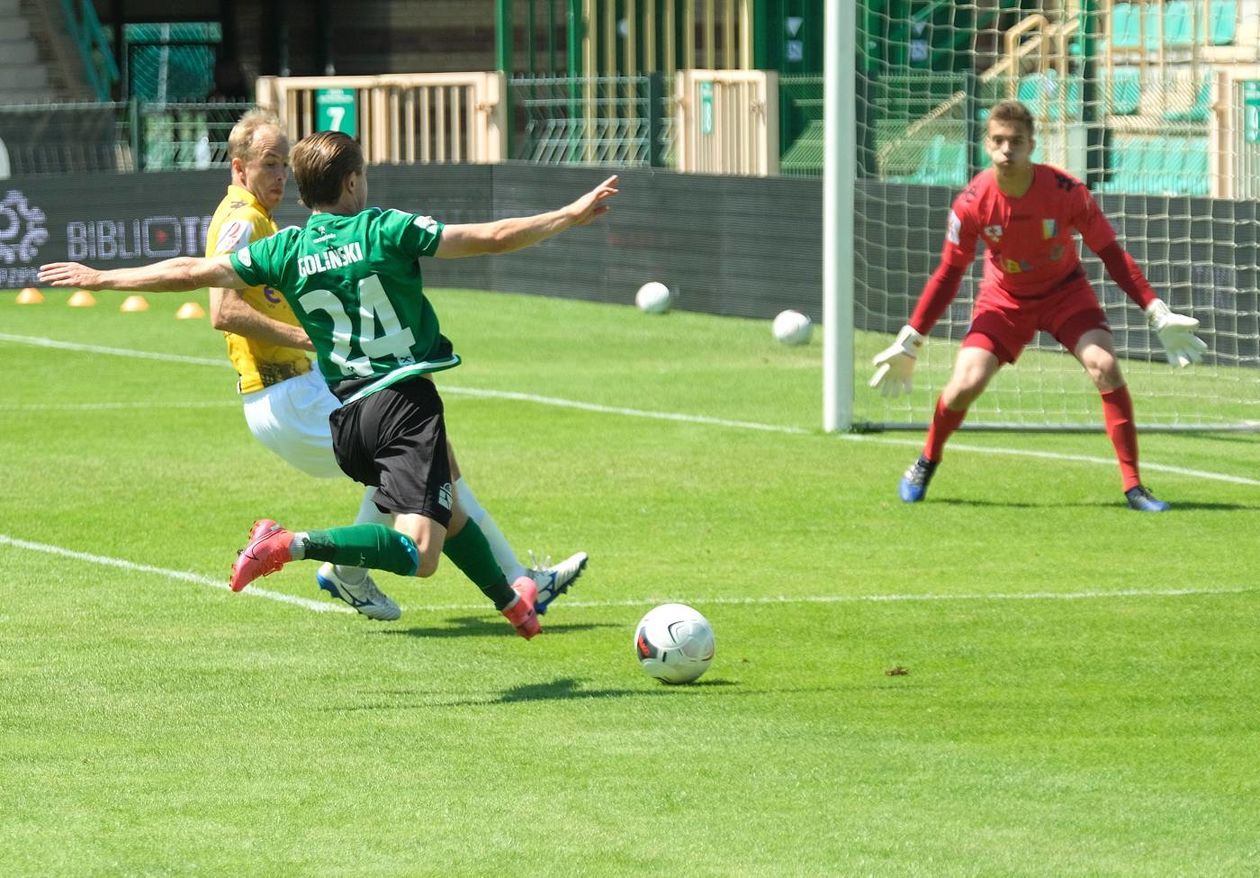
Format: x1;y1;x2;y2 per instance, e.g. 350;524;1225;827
946;210;962;245
216;218;252;254
413;215;440;233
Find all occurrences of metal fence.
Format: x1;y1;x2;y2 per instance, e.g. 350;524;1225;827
0;100;254;176
509;75;671;167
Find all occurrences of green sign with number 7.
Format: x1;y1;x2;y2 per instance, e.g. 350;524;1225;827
315;88;358;136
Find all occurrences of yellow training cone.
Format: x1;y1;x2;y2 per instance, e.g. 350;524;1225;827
16;287;43;304
68;290;96;307
120;294;150;312
175;301;205;320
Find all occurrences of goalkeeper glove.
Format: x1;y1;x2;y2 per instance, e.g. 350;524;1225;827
870;325;925;398
1145;299;1207;368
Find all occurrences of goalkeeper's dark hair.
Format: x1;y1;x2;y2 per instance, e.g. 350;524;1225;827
291;131;365;208
987;100;1035;138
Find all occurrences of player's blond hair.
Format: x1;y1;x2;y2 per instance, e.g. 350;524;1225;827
228;109;285;163
291;131;364;208
988;100;1035;138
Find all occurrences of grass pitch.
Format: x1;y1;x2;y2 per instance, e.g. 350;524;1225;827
1;287;1258;876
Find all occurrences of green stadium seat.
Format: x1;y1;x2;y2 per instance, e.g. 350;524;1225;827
1164;1;1194;46
1017;72;1082;120
1163;77;1211;123
886;134;968;188
1210;0;1238;44
1157;144;1187;191
1145;3;1164;48
1182;144;1210;195
1111;2;1140;48
1102;134;1210;196
1109;67;1142;115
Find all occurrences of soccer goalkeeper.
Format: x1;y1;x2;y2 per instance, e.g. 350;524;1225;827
870;100;1206;511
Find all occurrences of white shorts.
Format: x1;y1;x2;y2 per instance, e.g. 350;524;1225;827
241;369;344;479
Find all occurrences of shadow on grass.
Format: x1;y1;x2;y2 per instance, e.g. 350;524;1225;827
371;616;620;639
493;676;738;704
331;676;740;711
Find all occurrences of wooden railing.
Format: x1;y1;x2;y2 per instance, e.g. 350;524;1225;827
256;73;507;164
673;69;778;176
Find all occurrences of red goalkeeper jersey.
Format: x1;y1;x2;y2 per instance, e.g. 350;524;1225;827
942;164;1117;297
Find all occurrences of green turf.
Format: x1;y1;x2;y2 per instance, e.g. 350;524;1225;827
1;287;1258;876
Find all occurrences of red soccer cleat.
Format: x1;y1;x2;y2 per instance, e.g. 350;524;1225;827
501;576;541;639
230;519;294;592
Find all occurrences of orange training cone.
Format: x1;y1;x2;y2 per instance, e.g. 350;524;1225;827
120;295;150;312
16;287;43;304
175;301;205;320
67;290;96;307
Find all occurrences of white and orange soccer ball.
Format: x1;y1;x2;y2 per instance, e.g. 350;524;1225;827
634;603;715;684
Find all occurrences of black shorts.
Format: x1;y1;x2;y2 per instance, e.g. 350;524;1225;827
328;377;453;526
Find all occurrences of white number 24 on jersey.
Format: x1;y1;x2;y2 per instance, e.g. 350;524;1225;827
298;275;416;376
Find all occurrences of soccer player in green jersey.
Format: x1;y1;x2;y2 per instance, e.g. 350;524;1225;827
206;110;588;622
39;131;619;639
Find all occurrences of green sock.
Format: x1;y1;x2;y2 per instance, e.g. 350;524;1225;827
299;524;419;577
443;520;515;609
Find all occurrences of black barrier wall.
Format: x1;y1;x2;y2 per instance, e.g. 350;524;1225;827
4;165;1256;362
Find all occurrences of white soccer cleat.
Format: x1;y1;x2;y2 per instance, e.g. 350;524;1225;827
315;563;401;621
528;551;589;615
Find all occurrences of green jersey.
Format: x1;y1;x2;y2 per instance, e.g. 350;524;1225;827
230;207;458;402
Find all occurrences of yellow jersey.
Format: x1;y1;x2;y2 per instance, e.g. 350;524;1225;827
205;184;311;394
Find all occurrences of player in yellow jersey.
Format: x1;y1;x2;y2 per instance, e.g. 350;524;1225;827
204;110;587;620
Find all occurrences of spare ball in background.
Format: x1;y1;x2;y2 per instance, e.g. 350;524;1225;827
635;281;673;314
773;309;813;345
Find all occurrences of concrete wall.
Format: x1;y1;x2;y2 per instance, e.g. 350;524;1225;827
4;163;1255;362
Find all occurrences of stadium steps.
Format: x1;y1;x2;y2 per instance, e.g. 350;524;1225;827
780;119;824;177
0;0;101;104
0;0;54;104
26;0;97;101
885;134;968;188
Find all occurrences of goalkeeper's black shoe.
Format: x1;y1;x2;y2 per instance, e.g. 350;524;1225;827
898;455;938;503
1125;485;1170;512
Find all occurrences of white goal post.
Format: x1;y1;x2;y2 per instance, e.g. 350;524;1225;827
825;0;1260;433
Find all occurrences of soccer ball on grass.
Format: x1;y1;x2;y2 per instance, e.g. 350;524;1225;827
635;281;673;314
772;309;812;345
634;603;715;684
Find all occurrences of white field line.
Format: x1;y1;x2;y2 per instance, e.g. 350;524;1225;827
0;533;1254;616
0;401;239;411
0;534;353;615
414;585;1260;613
3;332;1259;487
0;333;227;367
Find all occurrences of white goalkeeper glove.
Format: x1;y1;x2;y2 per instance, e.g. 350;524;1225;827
1145;299;1207;368
869;325;925;398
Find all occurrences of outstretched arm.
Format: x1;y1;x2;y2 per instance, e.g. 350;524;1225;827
38;255;245;293
435;175;619;258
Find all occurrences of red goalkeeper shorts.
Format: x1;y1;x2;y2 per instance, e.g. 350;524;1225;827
963;271;1110;364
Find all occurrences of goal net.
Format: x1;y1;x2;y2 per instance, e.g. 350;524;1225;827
844;0;1260;431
